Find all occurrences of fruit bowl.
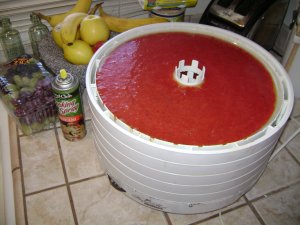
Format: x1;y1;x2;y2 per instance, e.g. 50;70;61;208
0;56;57;135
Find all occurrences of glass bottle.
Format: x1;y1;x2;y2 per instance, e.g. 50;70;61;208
0;19;3;36
0;17;25;62
28;13;49;59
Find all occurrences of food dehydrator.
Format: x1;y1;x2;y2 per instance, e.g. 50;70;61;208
86;23;294;214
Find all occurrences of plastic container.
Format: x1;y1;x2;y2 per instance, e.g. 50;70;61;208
0;55;57;135
85;23;294;214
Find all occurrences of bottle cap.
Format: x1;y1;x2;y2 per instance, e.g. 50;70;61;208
59;69;68;79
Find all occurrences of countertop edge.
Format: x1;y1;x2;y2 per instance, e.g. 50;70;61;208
0;102;16;225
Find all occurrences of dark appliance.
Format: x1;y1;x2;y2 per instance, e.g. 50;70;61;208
199;0;286;47
199;0;290;50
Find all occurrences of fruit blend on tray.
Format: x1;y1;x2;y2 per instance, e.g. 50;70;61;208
0;55;57;135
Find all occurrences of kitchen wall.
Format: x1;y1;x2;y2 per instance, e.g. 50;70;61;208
0;0;210;63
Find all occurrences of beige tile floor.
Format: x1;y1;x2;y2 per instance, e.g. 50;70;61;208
9;91;300;225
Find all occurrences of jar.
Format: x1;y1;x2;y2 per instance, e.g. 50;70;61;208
0;17;25;62
28;13;49;59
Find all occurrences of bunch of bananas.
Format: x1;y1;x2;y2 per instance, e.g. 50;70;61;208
35;0;92;27
36;1;169;65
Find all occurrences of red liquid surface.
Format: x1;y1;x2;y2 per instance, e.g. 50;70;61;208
96;32;276;146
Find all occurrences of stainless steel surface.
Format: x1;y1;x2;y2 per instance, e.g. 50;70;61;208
209;0;252;28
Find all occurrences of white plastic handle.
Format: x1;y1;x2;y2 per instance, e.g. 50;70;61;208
174;60;205;87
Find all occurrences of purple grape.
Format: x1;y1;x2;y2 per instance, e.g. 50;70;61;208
14;108;26;117
35;111;44;123
19;91;33;100
43;96;53;103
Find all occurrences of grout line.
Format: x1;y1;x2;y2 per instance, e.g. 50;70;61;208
24;184;67;197
271;116;300;166
24;174;106;197
68;173;106;186
163;212;173;225
294;115;300;119
287;148;300;166
279;116;300;165
12;166;20;173
17;124;57;138
188;214;220;225
54;124;79;225
187;202;248;225
246;179;300;203
290;116;300;126
244;196;266;225
17;128;29;225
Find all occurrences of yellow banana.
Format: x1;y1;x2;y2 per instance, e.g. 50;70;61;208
60;12;87;45
51;22;81;48
98;5;169;33
35;0;92;27
51;23;64;48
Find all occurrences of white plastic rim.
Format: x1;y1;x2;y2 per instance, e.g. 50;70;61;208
86;23;294;154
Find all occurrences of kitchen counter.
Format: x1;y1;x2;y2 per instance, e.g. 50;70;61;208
2;88;299;225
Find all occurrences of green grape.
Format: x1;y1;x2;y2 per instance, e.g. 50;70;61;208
3;90;19;101
31;122;43;132
22;77;31;86
48;116;56;123
5;84;19;92
20;123;32;135
29;77;39;88
43;118;50;128
32;72;43;80
2;94;16;111
7;90;19;99
13;75;23;87
20;87;34;93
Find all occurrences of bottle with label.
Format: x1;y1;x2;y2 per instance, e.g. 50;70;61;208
51;69;86;141
0;17;25;62
28;13;49;59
